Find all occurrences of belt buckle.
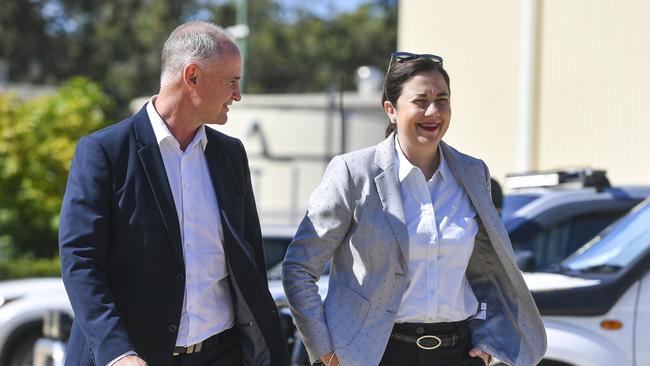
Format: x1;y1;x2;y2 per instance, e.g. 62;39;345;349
416;335;442;350
173;340;204;356
186;341;203;354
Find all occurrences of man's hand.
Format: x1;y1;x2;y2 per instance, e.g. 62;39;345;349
468;347;492;366
321;352;340;366
113;355;148;366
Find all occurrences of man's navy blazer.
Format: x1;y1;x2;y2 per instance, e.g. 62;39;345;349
59;106;289;366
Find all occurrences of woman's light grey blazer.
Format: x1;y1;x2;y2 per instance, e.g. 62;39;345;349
282;134;546;366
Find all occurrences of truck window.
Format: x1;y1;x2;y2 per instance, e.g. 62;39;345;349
512;211;625;270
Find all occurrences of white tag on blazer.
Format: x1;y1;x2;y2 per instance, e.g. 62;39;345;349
476;302;487;320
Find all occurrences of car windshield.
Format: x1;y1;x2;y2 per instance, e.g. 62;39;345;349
562;199;650;273
501;194;540;222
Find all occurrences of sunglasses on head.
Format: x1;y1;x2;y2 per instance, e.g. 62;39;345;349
388;51;444;70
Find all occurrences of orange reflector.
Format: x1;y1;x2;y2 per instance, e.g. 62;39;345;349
600;320;623;330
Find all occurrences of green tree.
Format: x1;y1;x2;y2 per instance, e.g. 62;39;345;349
0;0;58;83
0;77;111;258
243;0;397;93
0;0;197;119
1;0;397;102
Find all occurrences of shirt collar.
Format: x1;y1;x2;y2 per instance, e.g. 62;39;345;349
146;95;208;152
394;135;448;183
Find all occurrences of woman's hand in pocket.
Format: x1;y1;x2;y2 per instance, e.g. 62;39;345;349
468;347;492;365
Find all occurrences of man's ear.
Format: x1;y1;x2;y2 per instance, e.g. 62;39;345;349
183;63;199;87
383;100;397;124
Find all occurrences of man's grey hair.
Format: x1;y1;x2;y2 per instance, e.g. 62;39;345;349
160;21;235;87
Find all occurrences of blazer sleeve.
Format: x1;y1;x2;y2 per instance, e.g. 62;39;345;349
59;136;134;365
282;155;355;362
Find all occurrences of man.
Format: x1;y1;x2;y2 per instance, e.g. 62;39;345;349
59;21;289;366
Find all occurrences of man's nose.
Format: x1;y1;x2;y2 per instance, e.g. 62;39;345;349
232;87;242;102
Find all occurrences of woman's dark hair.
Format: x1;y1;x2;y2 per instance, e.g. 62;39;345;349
382;58;450;137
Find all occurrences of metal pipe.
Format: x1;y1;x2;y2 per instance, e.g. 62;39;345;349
339;75;347;154
517;0;538;172
236;0;249;93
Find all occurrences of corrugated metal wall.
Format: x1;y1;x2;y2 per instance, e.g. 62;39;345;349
537;0;650;184
399;0;650;185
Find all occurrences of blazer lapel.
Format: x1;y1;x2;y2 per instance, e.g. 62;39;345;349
133;106;184;270
203;132;232;219
373;135;409;262
441;141;489;215
441;141;504;237
203;129;254;260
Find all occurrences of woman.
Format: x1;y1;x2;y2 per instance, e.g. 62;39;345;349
282;52;546;366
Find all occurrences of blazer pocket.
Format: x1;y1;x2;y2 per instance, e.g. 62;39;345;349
324;282;371;349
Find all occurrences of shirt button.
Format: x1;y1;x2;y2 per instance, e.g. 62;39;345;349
168;324;178;333
177;273;184;282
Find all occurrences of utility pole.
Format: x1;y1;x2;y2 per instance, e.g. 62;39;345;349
235;0;249;93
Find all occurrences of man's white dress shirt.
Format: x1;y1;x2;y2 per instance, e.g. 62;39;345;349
147;97;234;345
108;98;235;365
394;136;480;323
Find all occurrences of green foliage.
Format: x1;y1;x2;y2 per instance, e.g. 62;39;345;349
243;1;397;93
0;0;193;118
0;257;61;280
0;77;111;257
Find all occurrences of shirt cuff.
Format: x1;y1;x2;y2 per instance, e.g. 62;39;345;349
106;351;137;366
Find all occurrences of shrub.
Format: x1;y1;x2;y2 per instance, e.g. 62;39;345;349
0;77;111;258
0;257;61;280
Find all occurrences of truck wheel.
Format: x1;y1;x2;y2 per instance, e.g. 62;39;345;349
6;330;40;366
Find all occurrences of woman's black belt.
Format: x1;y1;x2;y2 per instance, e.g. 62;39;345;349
390;320;470;350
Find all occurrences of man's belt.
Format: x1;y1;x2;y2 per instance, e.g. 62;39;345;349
172;327;233;356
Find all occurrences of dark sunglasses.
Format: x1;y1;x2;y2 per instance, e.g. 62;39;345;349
388;51;444;70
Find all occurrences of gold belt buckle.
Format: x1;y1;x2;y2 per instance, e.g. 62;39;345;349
186;341;203;354
416;335;442;350
173;341;204;356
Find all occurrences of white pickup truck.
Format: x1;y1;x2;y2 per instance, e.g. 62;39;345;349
526;197;650;365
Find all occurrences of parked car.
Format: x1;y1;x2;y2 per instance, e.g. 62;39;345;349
260;224;300;270
0;278;69;366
